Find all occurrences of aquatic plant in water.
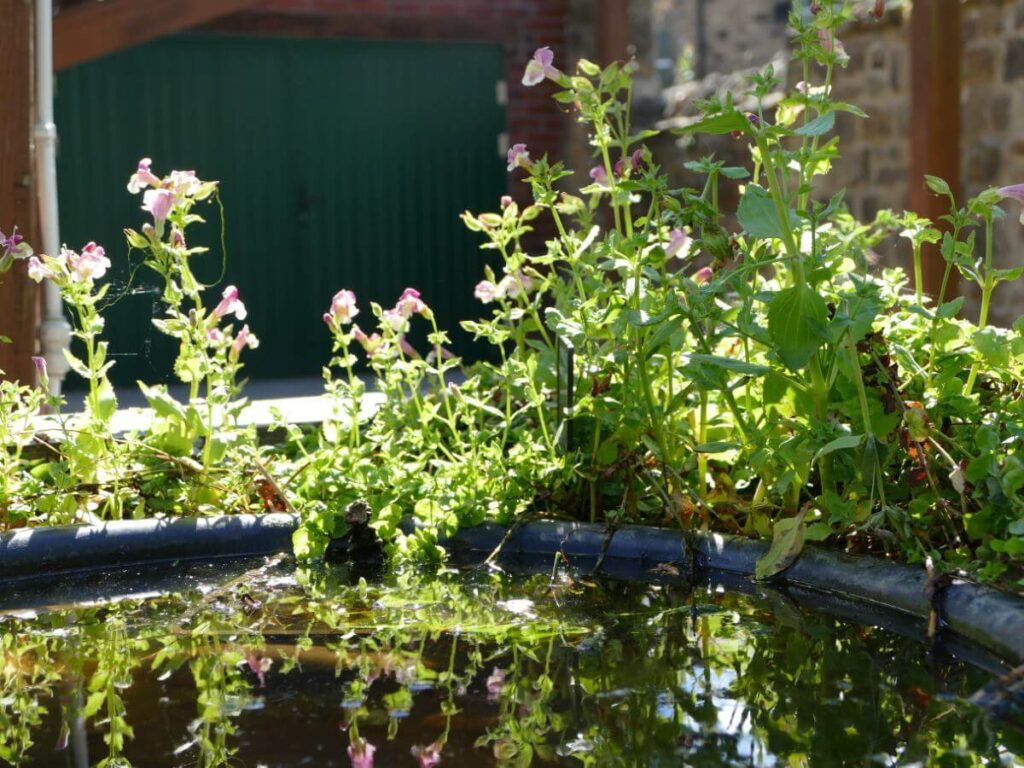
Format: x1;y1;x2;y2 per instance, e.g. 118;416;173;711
0;0;1022;586
0;561;1019;766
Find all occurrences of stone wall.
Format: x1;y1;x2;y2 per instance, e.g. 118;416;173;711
610;0;1024;324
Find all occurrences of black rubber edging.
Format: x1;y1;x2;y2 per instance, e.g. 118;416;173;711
0;513;298;582
3;514;1023;666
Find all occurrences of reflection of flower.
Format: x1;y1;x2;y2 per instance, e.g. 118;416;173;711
244;653;273;687
411;741;444;768
486;667;506;699
348;737;376;768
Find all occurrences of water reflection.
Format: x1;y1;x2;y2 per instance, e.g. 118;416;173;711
0;560;1020;766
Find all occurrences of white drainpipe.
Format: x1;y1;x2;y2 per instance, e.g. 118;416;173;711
34;0;71;395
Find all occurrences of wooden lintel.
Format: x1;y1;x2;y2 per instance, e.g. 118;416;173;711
0;0;40;384
54;0;264;71
908;0;961;300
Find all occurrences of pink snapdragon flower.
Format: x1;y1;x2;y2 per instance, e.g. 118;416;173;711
348;737;376;768
353;326;384;358
395;287;427;318
26;256;55;282
474;280;497;303
327;289;359;325
142;188;176;224
817;28;848;61
426;346;455;364
168;169;201;198
207;328;224;344
613;156;626;177
399;336;420;358
230;325;259;359
692;266;714;285
589;166;608;186
522;47;561;86
68;242;111;282
631;148;645;172
665;228;693;259
411;741;444;768
506;143;531;172
213;285;247;321
170;226;186;249
127;158;161;194
498;271;533;299
382;308;408;334
997;184;1024;203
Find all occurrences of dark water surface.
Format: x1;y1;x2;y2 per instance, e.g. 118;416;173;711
1;557;1021;767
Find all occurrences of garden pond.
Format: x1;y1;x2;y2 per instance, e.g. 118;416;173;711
1;554;1021;767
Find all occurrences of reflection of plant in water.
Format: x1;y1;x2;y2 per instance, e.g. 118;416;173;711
80;615;145;768
0;568;1020;767
0;626;59;765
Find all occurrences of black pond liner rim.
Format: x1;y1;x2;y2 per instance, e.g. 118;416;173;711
2;514;1023;669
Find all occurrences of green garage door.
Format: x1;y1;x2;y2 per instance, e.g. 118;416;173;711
55;34;506;384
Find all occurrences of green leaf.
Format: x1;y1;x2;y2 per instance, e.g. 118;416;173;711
95;379;118;423
695;441;740;453
685;353;770;376
62;348;91;378
720;166;751;180
738;185;799;239
793;111;835;137
675;110;750;136
139;382;186;421
767;285;828;370
925;175;951;196
804;522;833;541
813;433;864;463
936;297;964;319
84;691;106;718
755;508;807;579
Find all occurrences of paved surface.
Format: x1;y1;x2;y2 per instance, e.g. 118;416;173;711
41;377;384;436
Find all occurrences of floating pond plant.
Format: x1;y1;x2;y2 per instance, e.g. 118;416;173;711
1;558;1021;766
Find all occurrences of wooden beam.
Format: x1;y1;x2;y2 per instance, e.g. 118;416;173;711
54;0;263;71
0;0;40;384
597;0;631;64
909;0;961;300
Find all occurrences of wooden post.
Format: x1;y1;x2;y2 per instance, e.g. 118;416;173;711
909;0;961;300
597;0;631;64
0;0;39;384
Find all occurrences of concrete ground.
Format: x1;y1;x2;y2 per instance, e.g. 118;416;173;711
51;376;382;434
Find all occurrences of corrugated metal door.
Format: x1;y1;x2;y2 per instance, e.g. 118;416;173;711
55;35;505;383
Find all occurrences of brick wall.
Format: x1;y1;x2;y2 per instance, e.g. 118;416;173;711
208;0;571;206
